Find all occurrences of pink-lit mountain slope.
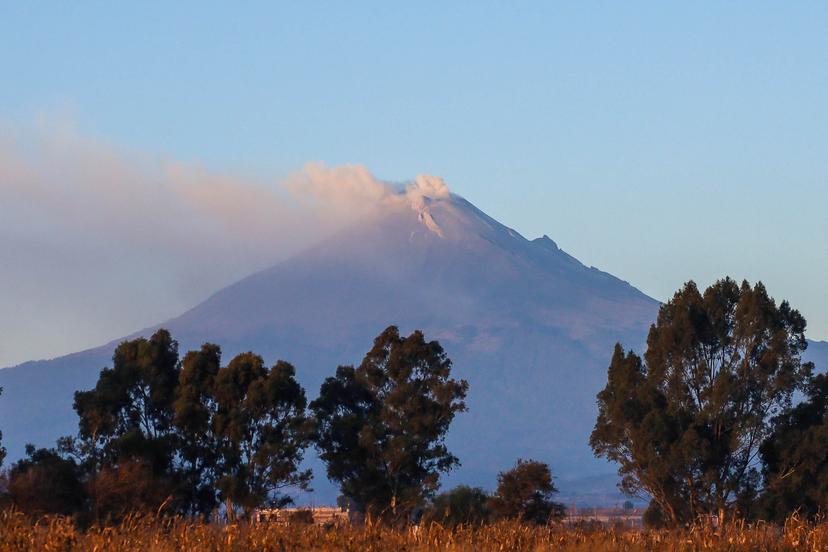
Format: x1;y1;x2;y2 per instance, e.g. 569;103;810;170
1;185;664;499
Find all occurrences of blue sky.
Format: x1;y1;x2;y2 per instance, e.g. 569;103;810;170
1;2;826;364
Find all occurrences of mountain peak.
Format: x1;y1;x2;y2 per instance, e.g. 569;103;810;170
0;184;661;504
406;175;450;237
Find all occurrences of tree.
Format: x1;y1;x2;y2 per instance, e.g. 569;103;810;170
72;330;181;519
590;279;812;526
425;485;490;526
8;445;86;517
311;326;468;522
74;329;180;473
212;353;312;515
72;331;313;518
173;343;223;515
489;459;565;524
759;373;828;521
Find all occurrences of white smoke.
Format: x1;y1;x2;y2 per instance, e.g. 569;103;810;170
408;175;450;204
0;121;451;366
405;175;450;237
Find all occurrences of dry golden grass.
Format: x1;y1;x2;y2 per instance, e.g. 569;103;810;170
1;511;827;551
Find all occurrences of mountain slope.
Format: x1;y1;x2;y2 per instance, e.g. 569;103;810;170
806;340;828;372
1;187;660;498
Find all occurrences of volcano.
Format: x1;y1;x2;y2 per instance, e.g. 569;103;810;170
1;177;663;501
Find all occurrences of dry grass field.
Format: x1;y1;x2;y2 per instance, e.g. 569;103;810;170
1;511;827;552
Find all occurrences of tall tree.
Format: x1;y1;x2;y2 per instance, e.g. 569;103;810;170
590;279;812;526
759;373;828;521
173;343;223;515
311;326;468;522
489;459;565;524
72;329;184;519
74;329;180;472
212;353;312;515
73;332;312;518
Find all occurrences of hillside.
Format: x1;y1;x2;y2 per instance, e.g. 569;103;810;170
0;184;668;501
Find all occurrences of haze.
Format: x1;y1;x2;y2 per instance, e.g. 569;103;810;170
1;3;827;367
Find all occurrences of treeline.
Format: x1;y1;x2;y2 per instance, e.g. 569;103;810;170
591;278;827;527
0;326;562;526
0;277;825;528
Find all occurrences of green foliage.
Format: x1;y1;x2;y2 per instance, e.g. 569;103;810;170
71;330;312;518
71;330;182;519
759;373;828;521
212;355;312;514
311;326;468;522
73;329;180;473
590;278;812;526
426;485;490;526
173;343;223;515
489;459;564;525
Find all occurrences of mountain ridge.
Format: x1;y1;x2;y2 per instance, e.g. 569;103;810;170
2;189;823;503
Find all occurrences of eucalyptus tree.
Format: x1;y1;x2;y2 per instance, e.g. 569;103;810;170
72;329;182;517
173;343;223;515
759;372;828;521
312;326;468;523
74;329;180;473
590;279;812;525
211;353;312;516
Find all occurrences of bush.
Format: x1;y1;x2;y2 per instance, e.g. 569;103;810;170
8;445;86;517
489;459;565;525
89;460;175;522
425;485;490;526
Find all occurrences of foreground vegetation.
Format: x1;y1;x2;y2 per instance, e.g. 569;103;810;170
0;277;825;529
1;512;828;552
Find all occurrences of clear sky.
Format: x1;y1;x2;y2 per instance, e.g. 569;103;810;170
1;2;826;366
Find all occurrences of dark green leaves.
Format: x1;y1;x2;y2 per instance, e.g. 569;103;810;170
759;373;828;521
591;279;811;525
212;356;312;513
73;329;180;472
489;459;565;525
70;330;313;518
311;326;468;522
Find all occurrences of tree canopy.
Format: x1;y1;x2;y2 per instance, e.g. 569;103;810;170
73;329;180;473
590;279;812;526
212;354;312;514
489;459;564;525
759;373;828;521
68;330;312;519
173;343;223;515
311;326;468;522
